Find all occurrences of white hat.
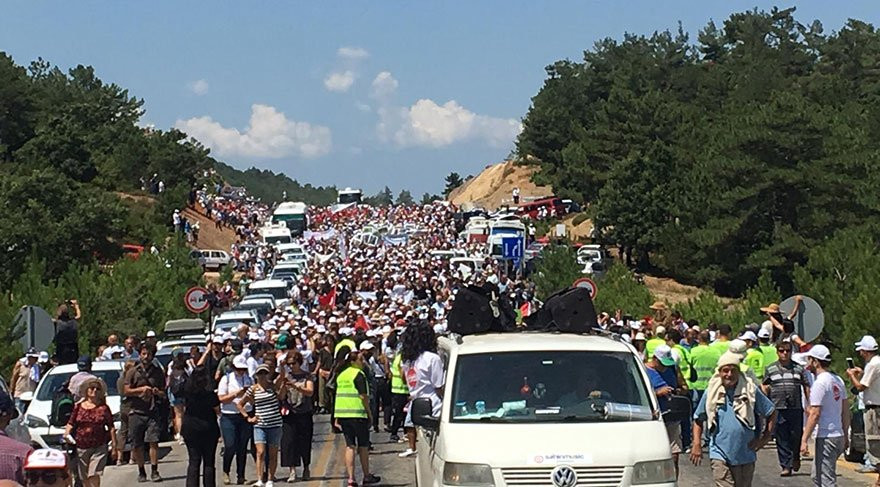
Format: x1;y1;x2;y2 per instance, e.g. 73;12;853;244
212;335;224;344
855;335;879;352
634;332;646;341
316;325;327;333
38;351;49;363
629;321;641;330
232;355;248;369
24;448;67;470
655;326;666;336
761;320;774;336
717;351;742;369
358;341;374;351
653;345;676;367
381;325;392;334
740;331;758;342
146;330;156;338
757;328;771;339
341;327;354;336
806;344;832;362
792;352;809;366
727;339;748;355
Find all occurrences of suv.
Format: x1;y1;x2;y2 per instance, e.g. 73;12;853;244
411;332;679;487
189;249;231;271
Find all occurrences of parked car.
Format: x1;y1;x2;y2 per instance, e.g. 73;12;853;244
211;309;260;333
23;361;124;449
189;249;231;271
234;297;276;322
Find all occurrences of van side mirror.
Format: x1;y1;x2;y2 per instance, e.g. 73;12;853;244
411;397;439;431
663;395;692;423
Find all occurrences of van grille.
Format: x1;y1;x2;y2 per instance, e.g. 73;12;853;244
500;466;625;486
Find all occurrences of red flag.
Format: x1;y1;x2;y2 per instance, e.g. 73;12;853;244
520;302;532;317
318;288;336;308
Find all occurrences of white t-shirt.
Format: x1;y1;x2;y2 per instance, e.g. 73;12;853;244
218;372;253;414
809;371;846;438
402;351;445;416
860;355;880;406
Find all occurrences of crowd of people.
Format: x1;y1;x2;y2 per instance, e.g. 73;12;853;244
1;184;878;487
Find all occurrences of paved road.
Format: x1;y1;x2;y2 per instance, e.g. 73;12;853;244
103;416;877;486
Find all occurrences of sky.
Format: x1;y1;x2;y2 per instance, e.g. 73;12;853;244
2;2;878;196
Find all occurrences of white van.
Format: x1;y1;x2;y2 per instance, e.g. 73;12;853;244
247;279;291;308
411;332;679;487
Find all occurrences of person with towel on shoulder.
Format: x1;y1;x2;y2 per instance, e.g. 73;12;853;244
691;351;777;487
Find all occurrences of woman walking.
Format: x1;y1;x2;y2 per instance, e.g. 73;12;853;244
65;378;116;487
218;355;254;485
237;364;284;487
178;366;220;487
399;321;445;458
333;349;380;487
280;351;314;482
167;348;189;445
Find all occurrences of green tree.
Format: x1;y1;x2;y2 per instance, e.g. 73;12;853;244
396;189;414;205
531;245;582;300
443;172;464;197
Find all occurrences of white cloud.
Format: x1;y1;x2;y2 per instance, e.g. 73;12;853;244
355;102;372;112
370;71;398;99
324;71;355;92
175;104;331;159
188;79;209;96
337;46;369;60
378;99;521;148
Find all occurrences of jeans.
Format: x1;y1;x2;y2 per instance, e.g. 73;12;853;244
373;378;392;429
220;414;252;480
773;408;803;469
185;433;218;487
389;393;409;436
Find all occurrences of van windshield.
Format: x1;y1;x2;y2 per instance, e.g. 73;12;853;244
450;351;652;423
249;286;288;301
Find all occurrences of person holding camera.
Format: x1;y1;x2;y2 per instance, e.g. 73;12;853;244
53;300;81;365
123;344;165;483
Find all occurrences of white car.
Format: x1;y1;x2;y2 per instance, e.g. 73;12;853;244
411;333;680;487
212;310;259;333
189;249;231;271
23;361;124;449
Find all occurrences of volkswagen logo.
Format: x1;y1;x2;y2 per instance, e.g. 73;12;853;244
550;465;578;487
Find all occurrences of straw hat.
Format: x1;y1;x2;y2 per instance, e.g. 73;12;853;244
649;301;667;311
760;303;780;313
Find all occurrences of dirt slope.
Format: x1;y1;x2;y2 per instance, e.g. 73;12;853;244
449;160;552;210
183;206;237;251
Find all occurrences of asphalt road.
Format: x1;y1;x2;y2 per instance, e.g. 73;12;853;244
103;416;877;486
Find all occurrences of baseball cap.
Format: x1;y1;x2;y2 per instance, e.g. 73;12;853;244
25;347;38;358
0;391;18;419
655;326;666;336
855;335;879;352
211;335;224;344
653;345;676;367
806;344;832;362
275;333;290;350
634;332;646;341
146;330;156;338
358;341;375;351
24;448;67;470
740;331;757;342
232;355;248;369
255;364;271;375
76;355;92;371
38;351;49;363
757;328;771;339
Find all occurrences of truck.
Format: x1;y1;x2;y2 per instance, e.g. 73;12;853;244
261;223;293;245
271;201;309;237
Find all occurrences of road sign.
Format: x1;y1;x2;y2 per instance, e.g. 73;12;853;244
573;277;598;300
502;237;524;260
184;286;211;314
780;295;824;343
12;305;54;353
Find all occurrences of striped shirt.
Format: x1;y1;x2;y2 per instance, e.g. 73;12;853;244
763;361;810;410
248;385;283;428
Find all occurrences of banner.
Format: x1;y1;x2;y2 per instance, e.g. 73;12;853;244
304;229;338;241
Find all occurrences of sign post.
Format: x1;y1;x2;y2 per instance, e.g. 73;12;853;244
572;277;598;300
184;286;211;315
502;236;525;276
779;295;824;343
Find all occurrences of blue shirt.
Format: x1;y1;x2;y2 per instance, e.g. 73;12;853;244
646;367;671;411
694;386;775;466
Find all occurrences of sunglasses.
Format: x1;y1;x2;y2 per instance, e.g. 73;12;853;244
27;470;69;484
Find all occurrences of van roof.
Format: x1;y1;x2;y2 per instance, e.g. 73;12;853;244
441;332;633;355
249;279;288;288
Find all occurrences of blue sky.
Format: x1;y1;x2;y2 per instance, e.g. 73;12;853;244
2;2;878;196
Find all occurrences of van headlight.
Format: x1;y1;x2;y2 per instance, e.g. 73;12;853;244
632;459;676;484
442;462;494;486
25;415;48;428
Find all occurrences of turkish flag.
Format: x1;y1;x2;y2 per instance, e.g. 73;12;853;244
318;288;336;309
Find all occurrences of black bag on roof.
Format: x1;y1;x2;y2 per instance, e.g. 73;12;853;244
447;283;516;336
523;287;598;333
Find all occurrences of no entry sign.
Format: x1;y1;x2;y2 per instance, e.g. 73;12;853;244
572;277;598;300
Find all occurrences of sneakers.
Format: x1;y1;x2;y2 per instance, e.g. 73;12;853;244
287;471;297;483
251;481;264;487
389;434;399;442
302;468;310;481
780;468;792;477
137;473;148;483
151;471;163;482
362;474;381;485
265;481;274;487
223;473;231;485
398;448;416;458
857;465;878;474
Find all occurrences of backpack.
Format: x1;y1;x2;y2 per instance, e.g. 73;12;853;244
50;385;75;428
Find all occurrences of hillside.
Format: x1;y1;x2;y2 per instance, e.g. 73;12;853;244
184;205;238;251
214;161;337;205
448;160;552;210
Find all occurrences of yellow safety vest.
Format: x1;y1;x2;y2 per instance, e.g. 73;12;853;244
710;340;730;355
334;366;367;419
689;344;721;391
645;338;665;362
745;348;765;380
335;338;356;355
390;353;409;395
760;344;779;369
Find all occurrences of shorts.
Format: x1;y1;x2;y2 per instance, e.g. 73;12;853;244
665;421;683;454
77;445;109;478
339;418;370;448
129;412;163;447
404;403;414;428
167;389;184;407
253;426;282;447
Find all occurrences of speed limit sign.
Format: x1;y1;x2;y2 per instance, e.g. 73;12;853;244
184;286;211;314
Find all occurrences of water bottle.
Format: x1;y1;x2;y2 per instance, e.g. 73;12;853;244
475;400;486;415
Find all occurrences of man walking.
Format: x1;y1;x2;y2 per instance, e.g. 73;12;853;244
124;343;166;482
801;345;849;487
847;335;880;478
762;339;811;476
691;352;776;487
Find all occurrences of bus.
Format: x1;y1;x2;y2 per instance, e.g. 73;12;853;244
271;201;308;236
337;187;363;205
